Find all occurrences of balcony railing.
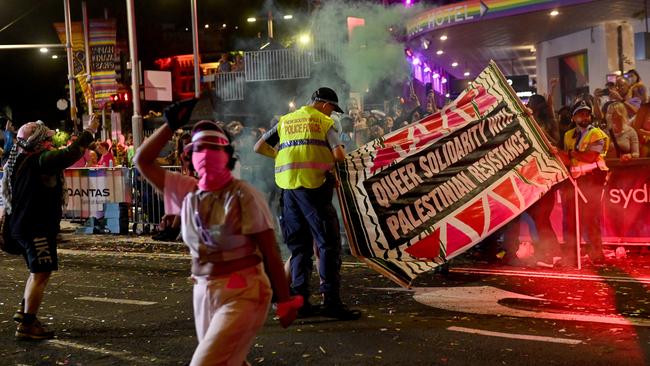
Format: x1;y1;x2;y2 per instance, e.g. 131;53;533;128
204;45;340;101
212;71;245;101
244;48;311;82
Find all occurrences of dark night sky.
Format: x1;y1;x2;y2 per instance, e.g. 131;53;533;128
0;0;309;127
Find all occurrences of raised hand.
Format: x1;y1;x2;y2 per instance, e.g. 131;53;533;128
163;98;199;130
87;114;100;133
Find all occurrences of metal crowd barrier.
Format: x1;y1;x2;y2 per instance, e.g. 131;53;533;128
130;165;181;233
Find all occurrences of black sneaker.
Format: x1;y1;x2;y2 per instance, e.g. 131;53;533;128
16;319;54;340
13;310;24;323
321;302;361;321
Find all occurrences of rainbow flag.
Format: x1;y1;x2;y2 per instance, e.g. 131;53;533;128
54;22;91;105
53;20;117;109
89;20;118;108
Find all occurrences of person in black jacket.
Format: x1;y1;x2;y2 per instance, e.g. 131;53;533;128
1;116;99;340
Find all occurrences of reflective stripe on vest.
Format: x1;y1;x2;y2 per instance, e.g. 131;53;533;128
278;139;330;151
275;161;334;174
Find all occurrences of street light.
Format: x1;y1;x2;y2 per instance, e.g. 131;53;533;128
52;55;59;59
39;47;48;53
283;14;293;20
298;33;311;45
247;17;256;23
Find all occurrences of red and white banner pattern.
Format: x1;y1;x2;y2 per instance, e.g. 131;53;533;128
337;62;568;287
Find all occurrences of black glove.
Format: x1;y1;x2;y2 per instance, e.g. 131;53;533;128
163;98;198;130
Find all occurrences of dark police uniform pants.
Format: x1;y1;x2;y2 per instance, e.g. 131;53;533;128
280;176;342;301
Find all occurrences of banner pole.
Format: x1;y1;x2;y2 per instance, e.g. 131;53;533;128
574;179;582;269
333;166;361;257
490;60;588;268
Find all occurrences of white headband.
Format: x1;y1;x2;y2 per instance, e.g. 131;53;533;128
191;130;229;146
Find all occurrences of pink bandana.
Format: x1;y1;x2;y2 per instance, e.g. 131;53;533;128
192;149;233;191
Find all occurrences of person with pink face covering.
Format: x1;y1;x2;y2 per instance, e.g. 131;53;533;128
134;99;302;366
1;117;99;340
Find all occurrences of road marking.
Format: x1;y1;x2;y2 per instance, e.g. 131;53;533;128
48;339;152;364
369;285;650;327
76;296;157;305
413;286;650;327
59;248;188;259
447;326;583;345
450;267;650;285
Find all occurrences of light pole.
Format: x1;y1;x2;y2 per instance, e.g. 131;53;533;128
126;0;143;148
63;0;78;130
190;0;201;98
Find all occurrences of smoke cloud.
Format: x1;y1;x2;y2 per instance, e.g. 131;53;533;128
319;1;411;91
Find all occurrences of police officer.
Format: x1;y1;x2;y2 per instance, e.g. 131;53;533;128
254;87;361;320
558;100;609;264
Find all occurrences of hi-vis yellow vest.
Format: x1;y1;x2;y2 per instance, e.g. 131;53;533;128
564;126;609;174
275;106;335;189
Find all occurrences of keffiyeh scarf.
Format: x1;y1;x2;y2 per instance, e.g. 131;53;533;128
1;121;52;215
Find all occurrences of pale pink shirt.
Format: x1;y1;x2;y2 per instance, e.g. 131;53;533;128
163;171;274;259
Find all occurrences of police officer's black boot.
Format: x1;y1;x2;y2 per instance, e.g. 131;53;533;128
321;294;361;321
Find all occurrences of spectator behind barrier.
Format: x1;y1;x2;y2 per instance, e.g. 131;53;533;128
605;102;639;162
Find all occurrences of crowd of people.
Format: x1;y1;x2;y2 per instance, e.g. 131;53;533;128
480;70;650;269
207;52;245;74
154;70;649;272
1;67;647;361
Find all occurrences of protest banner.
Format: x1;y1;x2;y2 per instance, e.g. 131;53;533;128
337;61;569;287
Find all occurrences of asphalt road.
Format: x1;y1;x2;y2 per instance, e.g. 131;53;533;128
1;239;650;365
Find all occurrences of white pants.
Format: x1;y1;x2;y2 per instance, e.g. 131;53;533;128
190;263;272;366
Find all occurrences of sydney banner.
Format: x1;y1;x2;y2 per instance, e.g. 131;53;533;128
337;61;569;287
601;158;650;240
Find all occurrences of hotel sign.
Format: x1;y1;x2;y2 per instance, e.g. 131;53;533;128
407;0;594;38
